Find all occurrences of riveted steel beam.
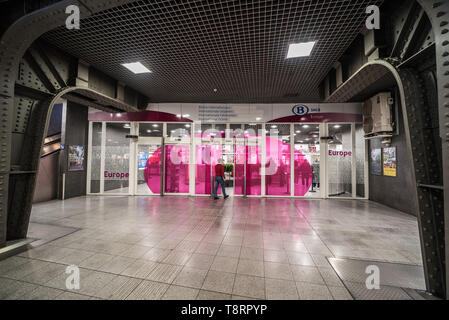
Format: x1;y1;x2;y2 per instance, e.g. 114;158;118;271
417;0;449;299
33;43;68;89
0;0;140;247
390;2;427;60
323;0;448;299
327;59;446;297
398;68;445;298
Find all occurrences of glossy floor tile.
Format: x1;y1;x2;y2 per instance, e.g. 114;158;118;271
0;195;424;300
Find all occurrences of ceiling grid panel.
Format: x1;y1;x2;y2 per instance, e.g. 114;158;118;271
42;0;383;103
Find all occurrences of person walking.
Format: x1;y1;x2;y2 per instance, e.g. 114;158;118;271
214;159;229;200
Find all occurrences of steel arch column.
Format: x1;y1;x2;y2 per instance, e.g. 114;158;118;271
417;0;449;299
326;57;446;297
373;61;446;298
6;85;138;240
397;68;446;298
0;0;137;247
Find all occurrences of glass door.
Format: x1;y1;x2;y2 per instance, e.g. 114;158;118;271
195;141;234;196
104;122;131;194
245;125;262;196
195;144;212;195
234;140;246;196
135;138;163;195
232;124;262;197
265;124;291;196
164;144;190;194
195;124;236;197
327;124;353;198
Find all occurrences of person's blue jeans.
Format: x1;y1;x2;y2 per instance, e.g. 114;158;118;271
214;176;227;198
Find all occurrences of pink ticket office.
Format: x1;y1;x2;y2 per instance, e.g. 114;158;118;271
87;111;368;199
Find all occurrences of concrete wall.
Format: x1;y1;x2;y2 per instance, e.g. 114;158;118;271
60;101;89;199
369;105;418;216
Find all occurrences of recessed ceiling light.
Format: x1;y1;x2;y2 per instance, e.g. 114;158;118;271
302;125;310;128
121;62;152;74
286;41;316;58
256;117;262;121
334;125;342;129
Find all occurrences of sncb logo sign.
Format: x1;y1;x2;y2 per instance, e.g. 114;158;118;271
292;105;310;116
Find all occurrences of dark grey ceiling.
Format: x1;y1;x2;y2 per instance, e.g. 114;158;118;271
42;0;383;103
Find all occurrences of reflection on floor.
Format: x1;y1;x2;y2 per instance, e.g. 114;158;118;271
304;186;320;198
0;196;423;300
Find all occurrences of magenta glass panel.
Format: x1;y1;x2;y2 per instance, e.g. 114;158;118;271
246;145;262;195
293;150;313;196
234;145;246;195
165;145;190;193
265;137;291;196
195;145;211;195
145;147;162;194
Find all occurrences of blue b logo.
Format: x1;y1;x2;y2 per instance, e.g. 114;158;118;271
292;105;310;116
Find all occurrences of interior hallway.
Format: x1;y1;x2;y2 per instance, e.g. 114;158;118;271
0;196;424;300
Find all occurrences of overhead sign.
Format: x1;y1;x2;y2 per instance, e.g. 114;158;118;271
292;105;310;116
142;102;362;123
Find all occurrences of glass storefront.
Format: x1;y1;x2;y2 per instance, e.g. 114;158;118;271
87;121;367;199
294;124;320;197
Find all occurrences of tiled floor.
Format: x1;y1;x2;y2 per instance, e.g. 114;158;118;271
0;196;423;300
